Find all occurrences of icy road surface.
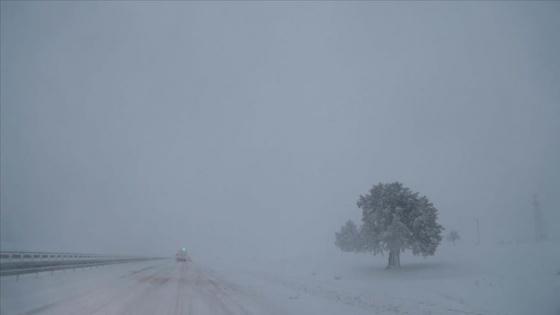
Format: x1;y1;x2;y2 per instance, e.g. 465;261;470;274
1;260;281;315
0;259;375;315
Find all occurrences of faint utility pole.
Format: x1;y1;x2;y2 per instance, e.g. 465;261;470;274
475;218;480;245
533;194;548;242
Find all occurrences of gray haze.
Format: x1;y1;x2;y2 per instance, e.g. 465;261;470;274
1;2;559;258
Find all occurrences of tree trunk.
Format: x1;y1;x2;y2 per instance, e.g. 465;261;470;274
387;250;401;269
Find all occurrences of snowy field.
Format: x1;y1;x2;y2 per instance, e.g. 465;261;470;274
1;241;559;315
203;240;560;315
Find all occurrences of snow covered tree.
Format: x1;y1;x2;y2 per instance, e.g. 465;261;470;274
335;220;363;252
446;229;460;245
357;182;443;269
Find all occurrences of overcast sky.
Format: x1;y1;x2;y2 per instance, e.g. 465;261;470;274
1;2;559;258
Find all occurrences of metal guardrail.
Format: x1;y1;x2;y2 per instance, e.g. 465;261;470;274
0;251;168;277
0;251;143;262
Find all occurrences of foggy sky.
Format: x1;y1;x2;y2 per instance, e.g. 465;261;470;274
1;2;559;258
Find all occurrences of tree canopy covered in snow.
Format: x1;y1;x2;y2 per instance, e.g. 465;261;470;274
335;220;363;252
446;229;461;245
337;182;444;268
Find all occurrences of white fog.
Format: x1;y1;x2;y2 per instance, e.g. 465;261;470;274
1;2;559;315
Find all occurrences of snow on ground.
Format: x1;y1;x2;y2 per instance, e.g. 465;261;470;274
0;259;374;315
200;240;560;315
1;240;559;315
0;260;166;314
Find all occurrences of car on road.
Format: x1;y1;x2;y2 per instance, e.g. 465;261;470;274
175;248;190;262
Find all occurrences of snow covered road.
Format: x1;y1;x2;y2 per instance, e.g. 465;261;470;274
0;259;373;315
1;259;289;315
